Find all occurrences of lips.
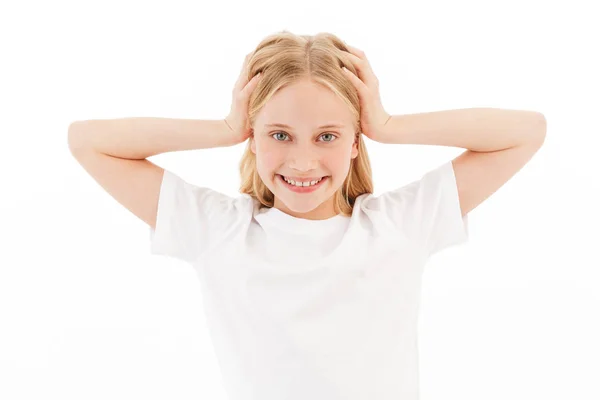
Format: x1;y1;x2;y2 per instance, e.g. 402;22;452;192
277;174;329;192
280;175;325;184
280;175;326;183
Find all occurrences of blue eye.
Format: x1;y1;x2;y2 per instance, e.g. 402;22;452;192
272;132;288;141
320;133;336;142
271;132;337;142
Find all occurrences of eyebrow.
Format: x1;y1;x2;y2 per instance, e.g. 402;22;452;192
265;123;345;129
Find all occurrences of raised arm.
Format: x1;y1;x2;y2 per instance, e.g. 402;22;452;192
67;117;235;229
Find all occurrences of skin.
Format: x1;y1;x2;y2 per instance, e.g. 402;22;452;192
250;78;359;220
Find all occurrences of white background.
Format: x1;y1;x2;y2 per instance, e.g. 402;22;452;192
2;0;599;399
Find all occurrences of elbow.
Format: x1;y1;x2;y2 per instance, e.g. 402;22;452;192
535;113;547;144
68;121;88;153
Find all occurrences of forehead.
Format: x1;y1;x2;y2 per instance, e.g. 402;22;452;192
256;79;353;128
265;122;346;130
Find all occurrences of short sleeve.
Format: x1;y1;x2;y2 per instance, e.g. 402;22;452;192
149;169;251;264
375;160;469;258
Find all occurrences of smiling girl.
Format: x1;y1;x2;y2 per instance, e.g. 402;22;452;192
69;30;546;400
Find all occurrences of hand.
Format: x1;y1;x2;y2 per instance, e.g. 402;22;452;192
342;45;392;143
224;52;262;145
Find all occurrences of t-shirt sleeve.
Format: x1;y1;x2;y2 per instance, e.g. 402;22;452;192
375;160;469;258
149;169;249;264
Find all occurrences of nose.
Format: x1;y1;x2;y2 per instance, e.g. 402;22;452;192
288;145;319;172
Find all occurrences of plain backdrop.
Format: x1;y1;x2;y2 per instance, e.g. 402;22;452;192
1;0;599;399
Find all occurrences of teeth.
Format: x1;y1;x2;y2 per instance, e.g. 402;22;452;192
283;176;324;187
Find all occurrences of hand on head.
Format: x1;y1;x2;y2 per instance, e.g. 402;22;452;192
341;45;391;143
224;52;262;145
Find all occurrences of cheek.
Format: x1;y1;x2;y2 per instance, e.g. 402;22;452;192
264;148;281;163
328;152;351;174
256;148;282;173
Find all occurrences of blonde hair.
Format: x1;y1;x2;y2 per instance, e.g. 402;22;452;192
238;30;374;217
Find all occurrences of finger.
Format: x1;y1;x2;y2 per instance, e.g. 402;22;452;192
344;53;374;88
346;45;366;60
234;53;254;93
345;52;377;87
345;46;378;87
342;67;368;100
239;72;262;100
242;53;252;73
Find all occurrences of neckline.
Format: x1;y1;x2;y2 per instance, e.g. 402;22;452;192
257;206;350;234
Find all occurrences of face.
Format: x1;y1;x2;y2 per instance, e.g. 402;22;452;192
250;78;358;220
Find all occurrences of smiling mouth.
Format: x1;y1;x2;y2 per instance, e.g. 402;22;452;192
278;174;327;183
277;174;329;189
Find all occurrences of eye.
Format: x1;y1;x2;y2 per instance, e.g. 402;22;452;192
272;131;289;141
270;131;338;142
319;133;337;142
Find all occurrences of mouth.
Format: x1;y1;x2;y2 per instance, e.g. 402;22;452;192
277;174;329;193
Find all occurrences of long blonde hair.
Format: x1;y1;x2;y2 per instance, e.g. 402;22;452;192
239;31;374;217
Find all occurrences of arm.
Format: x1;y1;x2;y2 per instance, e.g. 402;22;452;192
68;117;236;160
67;117;237;229
382;107;546;152
383;107;547;217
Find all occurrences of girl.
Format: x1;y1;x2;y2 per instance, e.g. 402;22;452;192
68;31;546;400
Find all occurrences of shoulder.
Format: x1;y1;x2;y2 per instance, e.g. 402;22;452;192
150;170;255;263
354;161;468;256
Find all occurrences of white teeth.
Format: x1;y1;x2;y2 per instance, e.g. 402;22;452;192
283;176;324;187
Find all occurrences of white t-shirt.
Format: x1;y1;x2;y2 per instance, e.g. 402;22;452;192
149;160;469;400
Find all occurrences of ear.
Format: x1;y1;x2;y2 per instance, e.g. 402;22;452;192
351;137;359;159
